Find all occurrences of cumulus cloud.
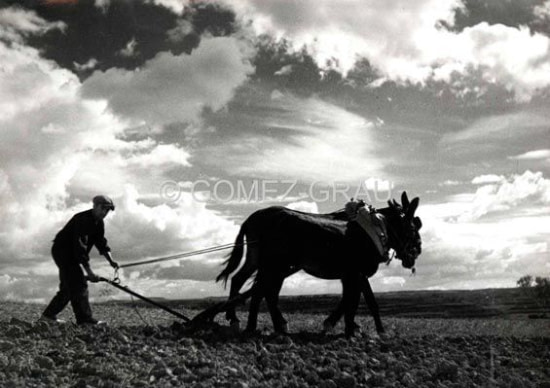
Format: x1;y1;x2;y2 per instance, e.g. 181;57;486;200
0;42;79;122
119;38;138;57
394;179;550;290
167;19;193;42
146;0;189;14
274;64;293;76
461;170;550;221
534;1;550;21
0;182;239;302
0;8;241;301
0;6;65;42
0;274;58;303
451;22;550;102
109;185;238;261
123;143;190;167
82;37;254;127
227;0;550;101
74;58;99;72
471;174;504;185
0;35;127;260
227;0;462;75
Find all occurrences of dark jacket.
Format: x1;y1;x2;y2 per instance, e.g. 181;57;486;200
53;209;111;265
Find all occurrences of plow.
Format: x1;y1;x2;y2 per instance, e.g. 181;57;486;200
95;242;256;330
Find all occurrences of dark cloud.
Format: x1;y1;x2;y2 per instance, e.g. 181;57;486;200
2;0;237;78
249;36;517;135
1;0;534;124
451;0;550;39
252;36;323;96
452;0;544;31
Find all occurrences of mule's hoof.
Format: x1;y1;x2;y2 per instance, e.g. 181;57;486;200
345;330;357;338
275;327;289;335
230;320;240;333
279;322;289;334
345;324;359;338
242;328;260;338
322;321;335;334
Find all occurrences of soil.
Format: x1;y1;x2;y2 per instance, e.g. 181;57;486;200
0;295;548;388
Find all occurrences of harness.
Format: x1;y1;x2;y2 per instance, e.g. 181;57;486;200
345;200;389;261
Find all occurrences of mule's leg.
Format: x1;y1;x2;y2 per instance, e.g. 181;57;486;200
225;257;257;325
323;299;344;332
244;281;264;333
342;272;361;337
323;295;365;333
361;278;384;334
264;275;287;334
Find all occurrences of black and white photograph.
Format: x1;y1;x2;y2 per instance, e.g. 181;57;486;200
0;0;549;387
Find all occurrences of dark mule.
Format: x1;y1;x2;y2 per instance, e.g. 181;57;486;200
323;194;423;333
216;192;422;337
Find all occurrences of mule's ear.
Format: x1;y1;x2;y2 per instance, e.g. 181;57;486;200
392;199;399;208
387;200;393;208
401;191;410;208
406;197;419;219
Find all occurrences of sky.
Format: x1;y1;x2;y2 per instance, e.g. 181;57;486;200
0;0;549;303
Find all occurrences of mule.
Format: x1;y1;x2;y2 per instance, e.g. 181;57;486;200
216;192;422;337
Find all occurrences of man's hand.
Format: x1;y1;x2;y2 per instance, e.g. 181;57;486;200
83;263;100;282
104;252;119;269
87;274;101;283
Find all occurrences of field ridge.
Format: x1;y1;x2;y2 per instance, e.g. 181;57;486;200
101;287;549;319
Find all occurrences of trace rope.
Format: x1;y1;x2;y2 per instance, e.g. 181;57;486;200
118;241;256;269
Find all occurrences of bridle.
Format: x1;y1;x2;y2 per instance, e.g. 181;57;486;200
383;210;420;270
342;196;421;272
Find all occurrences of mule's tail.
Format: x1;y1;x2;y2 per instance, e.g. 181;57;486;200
216;222;247;288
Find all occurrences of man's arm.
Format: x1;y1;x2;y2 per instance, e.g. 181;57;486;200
82;262;100;282
95;222;118;269
103;251;119;269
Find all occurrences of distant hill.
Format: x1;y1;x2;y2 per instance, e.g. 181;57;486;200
102;287;549;319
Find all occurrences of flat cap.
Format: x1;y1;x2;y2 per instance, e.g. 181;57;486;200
93;195;115;211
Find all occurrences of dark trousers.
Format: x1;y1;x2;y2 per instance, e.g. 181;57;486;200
43;245;94;323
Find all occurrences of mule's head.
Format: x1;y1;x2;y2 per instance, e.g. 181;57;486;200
386;191;422;271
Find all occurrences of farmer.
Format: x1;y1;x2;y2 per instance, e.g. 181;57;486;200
41;195;119;325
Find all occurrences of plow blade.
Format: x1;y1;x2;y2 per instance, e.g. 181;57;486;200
187;287;256;327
